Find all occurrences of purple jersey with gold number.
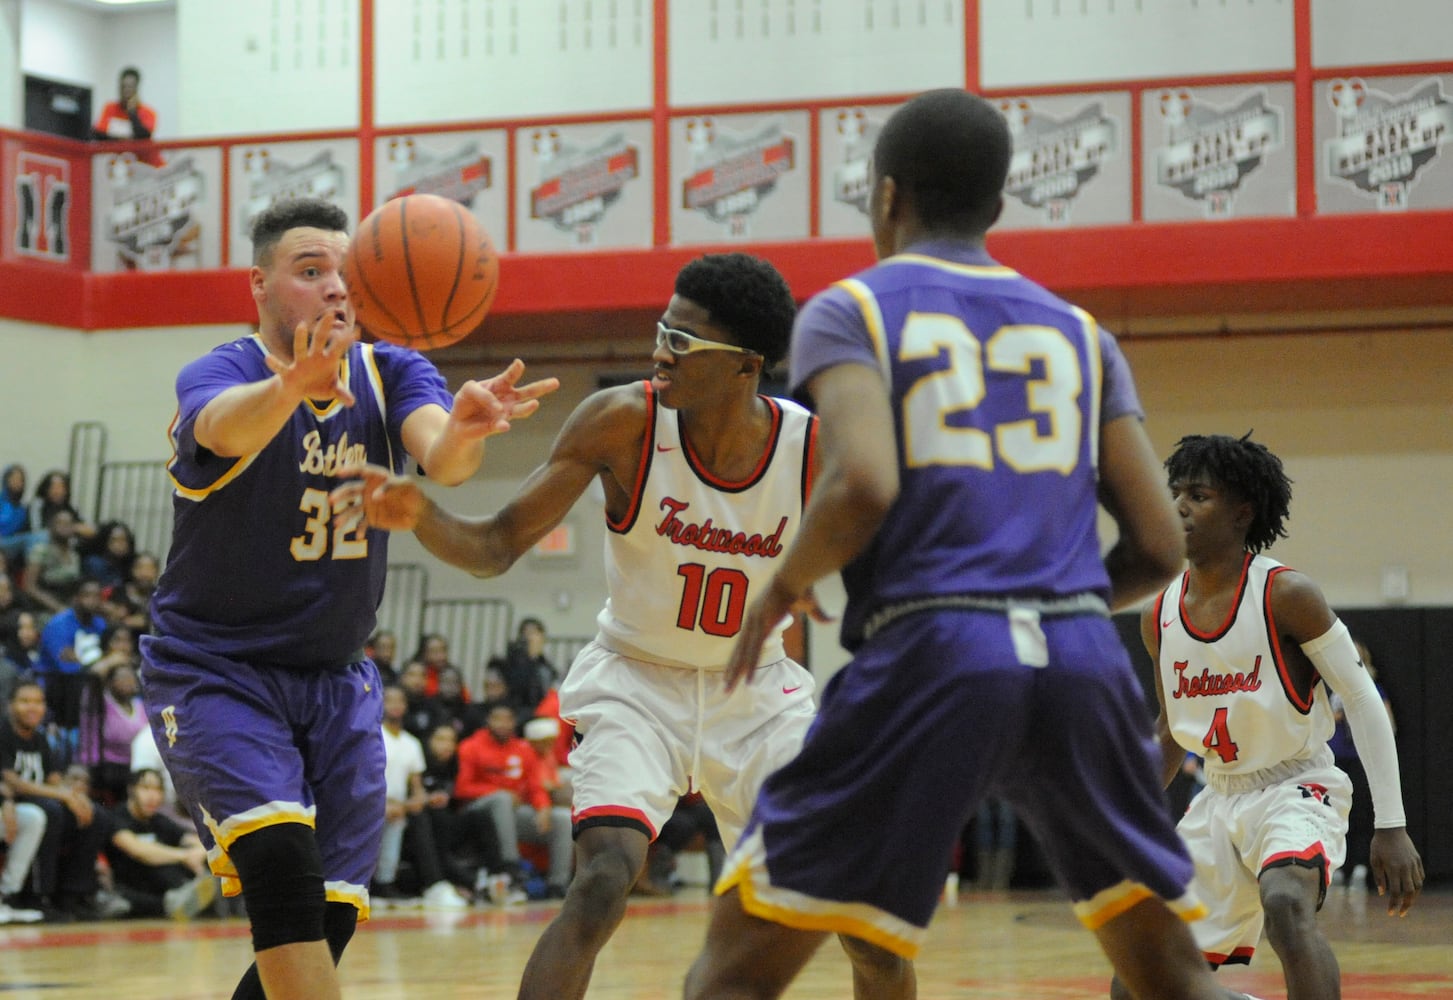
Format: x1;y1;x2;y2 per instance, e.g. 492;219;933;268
790;241;1143;648
149;336;452;668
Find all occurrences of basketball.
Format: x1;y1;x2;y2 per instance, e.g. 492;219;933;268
344;194;499;350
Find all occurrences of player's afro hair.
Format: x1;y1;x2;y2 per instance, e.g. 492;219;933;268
674;253;797;369
251;198;350;266
1165;432;1292;554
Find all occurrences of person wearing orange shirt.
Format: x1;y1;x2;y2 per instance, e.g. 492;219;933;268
92;67;163;167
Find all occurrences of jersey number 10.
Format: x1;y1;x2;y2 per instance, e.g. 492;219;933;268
676;563;749;637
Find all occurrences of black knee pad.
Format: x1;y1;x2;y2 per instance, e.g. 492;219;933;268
229;824;328;953
323;901;358;962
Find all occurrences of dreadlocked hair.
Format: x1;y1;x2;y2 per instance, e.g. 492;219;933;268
1166;432;1292;554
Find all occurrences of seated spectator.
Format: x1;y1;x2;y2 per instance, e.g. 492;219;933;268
500;618;557;725
399;660;444;740
102;552;158;632
81;521;136;591
0;562;41;622
523;716;572;809
0;681;122;921
27;472;94;545
129;723;188;827
23;510;85;615
92;67;163;168
375;686;467;909
37;580;107;765
411;633;473;700
455;703;572;899
420;722;506;898
0;760;46;924
435;664;473;737
102;768;215;920
79;647;148;805
367;629;400;686
1;610;43;683
636;794;725;897
0;465;44;565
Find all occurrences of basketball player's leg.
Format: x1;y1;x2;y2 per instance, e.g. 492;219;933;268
1259;864;1338;999
684;885;828;1000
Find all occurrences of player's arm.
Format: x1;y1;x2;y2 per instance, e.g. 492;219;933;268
1097;414;1185;611
338;386;638;577
111;827;198;868
195;314;357;457
1139;602;1186;788
724;361;898;690
1270;571;1424;914
400;359;560;486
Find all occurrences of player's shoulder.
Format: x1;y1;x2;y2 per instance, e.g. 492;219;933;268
183;335;266;375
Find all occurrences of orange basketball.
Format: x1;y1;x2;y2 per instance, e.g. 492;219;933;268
344;194;499;350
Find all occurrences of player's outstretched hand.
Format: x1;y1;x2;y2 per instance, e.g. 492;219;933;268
1370;827;1424;916
449;359;560;440
330;463;426;534
265;313;358;406
723;578;829;693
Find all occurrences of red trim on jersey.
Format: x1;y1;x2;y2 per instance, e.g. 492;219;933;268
1203;945;1256;968
607;382;657;535
681;395;782;492
1180;552;1252;642
573;804;657;840
1264;565;1316;714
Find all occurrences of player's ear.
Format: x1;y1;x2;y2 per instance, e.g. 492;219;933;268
249;265;267;306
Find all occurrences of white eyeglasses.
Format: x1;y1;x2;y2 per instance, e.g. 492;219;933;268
656;321;759;357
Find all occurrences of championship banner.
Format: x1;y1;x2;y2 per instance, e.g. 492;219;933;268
514;120;652;252
90;149;223;272
227;139;357;265
1141;84;1295;222
670;111;809;245
818;104;899;238
1316;75;1453;214
996;93;1131;230
10;147;72;263
374;131;507;249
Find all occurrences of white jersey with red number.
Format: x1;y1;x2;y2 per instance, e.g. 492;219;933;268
1155;553;1335;778
594;383;816;672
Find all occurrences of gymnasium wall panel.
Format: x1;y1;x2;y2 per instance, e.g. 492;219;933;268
177;0;359;137
980;0;1294;90
668;0;965;107
374;0;653;126
1311;0;1453;69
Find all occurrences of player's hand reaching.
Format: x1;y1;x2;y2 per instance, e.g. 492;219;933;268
723;577;829;693
329;464;426;534
448;359;560;440
1370;827;1424;916
266;313;358;406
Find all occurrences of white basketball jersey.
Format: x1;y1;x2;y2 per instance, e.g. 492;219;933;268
1155;553;1334;777
595;384;816;671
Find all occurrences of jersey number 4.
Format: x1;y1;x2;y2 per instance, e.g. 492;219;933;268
1201;706;1240;764
676;564;748;637
290;488;368;562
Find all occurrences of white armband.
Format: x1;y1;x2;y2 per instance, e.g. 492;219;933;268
1302;619;1406;828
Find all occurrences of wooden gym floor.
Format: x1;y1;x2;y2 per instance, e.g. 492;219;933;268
0;884;1448;998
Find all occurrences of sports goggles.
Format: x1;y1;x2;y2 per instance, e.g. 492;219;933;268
656;321;759;357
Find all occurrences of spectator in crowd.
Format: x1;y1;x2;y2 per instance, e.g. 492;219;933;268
0;563;41;622
399;660;444;741
0;752;46;924
1;610;43;684
38;579;107;764
420;722;506;898
500;618;556;724
366;630;400;687
455;703;572;899
636;794;724;898
102;551;159;633
24;510;86;615
79;650;148;805
410;633;471;700
1330;636;1396;892
82;521;137;590
523;716;571;809
91;67;163;167
374;686;468;909
130;722;188;827
434;665;473;737
0;681;121;921
27;472;94;545
0;465;44;565
103;768;217;920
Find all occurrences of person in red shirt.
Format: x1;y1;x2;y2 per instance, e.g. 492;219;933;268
455;703;572;896
92;67;162;167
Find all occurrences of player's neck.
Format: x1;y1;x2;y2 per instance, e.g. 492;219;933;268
678;392;769;475
1186;548;1251;597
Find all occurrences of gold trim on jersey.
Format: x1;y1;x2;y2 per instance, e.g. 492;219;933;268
835;278;892;380
885;252;1019;278
1073;879;1208;931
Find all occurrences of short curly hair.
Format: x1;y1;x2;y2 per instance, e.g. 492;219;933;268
1165;432;1292;554
251;198;349;266
673;253;796;369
